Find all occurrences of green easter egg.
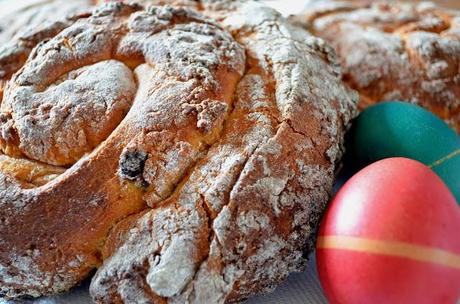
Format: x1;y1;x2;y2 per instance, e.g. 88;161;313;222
346;101;460;204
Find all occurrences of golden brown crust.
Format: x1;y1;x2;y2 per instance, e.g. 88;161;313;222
0;0;95;83
0;0;95;44
296;0;460;132
0;155;66;188
1;60;137;165
0;1;357;302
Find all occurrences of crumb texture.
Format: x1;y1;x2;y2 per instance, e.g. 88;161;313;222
0;1;357;302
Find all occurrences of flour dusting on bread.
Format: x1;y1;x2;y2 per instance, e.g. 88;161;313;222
0;1;357;302
297;0;460;131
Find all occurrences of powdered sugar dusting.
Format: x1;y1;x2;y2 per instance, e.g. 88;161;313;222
303;0;460;131
0;0;95;84
0;0;357;301
91;1;356;303
1;60;136;166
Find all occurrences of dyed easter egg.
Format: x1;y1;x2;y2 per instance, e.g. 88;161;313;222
317;158;460;304
346;101;460;203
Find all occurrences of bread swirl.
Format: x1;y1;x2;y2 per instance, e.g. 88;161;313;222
0;0;96;46
0;1;357;302
0;0;97;105
295;0;460;132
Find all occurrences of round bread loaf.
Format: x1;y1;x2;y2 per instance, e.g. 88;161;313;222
295;0;460;133
0;1;357;302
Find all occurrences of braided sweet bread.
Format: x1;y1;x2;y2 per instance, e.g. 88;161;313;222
0;1;357;302
295;0;460;132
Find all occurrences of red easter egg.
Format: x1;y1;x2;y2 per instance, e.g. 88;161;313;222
317;157;460;304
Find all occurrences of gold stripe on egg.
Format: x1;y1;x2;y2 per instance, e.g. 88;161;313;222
429;148;460;169
317;236;460;270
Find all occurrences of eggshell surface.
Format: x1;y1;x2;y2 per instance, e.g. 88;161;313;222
346;101;460;203
317;158;460;304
